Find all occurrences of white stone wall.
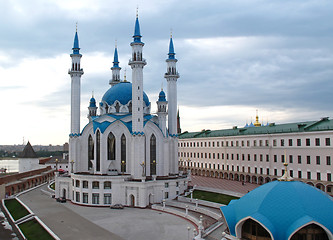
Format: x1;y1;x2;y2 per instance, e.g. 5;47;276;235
18;158;44;173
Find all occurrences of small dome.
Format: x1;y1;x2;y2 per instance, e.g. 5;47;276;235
221;181;333;239
89;97;96;107
102;82;150;106
158;90;166;102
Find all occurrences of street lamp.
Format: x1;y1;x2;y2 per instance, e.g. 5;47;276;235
121;160;125;174
55;159;59;171
140;161;145;177
70;160;74;173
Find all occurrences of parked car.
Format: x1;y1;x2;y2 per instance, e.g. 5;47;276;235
110;204;124;209
56;197;66;203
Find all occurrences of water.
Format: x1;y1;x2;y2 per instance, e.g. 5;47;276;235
0;159;19;173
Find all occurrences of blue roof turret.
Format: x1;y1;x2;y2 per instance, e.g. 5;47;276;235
168;37;176;60
89;96;96;108
72;31;80;54
158;90;166;102
133;17;142;43
113;47;120;68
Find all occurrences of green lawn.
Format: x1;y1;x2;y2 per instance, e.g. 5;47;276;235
50;182;55;190
19;218;54;240
189;190;239;205
4;198;30;221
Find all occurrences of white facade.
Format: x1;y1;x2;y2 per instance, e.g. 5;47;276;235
179;118;333;195
19;158;44;173
56;16;188;207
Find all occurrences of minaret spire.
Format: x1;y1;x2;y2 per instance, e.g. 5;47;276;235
109;41;121;86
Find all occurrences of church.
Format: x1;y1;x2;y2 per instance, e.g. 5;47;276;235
55;14;189;207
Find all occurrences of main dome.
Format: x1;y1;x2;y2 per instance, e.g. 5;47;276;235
102;82;150;106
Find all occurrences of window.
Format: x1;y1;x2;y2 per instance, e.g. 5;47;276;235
259;140;263;147
298;155;301;164
289;139;293;147
248;154;250;161
150;134;156;175
165;182;169;188
83;181;88;188
226;141;228;147
266;154;269;162
208;142;211;147
248;167;251;173
241;141;244;147
273;139;277;146
176;182;179;187
76;192;80;202
247;141;250;147
92;181;99;189
307;172;311;180
165;192;169;199
104;181;111;189
328;173;332;182
121;134;126;173
325;138;330;146
289;155;293;164
280;139;284;146
253;140;257;147
209;153;211;159
108;132;116;160
307;156;311;164
83;193;88;203
236;141;239;147
88;135;94;170
254;167;257;174
327;156;331;165
231;141;234;147
226;154;229;160
290;170;293;178
231;154;234;160
104;194;111;204
260;154;263;162
265;140;269;147
254;154;257;161
274;155;277;162
217;142;219;147
297;139;301;146
96;130;101;171
316;156;320;165
237;154;239;160
274;169;277;176
306;138;310;146
317;172;321;181
281;155;285;163
242;154;245;161
92;193;99;204
298;171;302;179
212;142;215;147
266;168;270;175
222;153;224;159
75;180;80;187
315;138;320;146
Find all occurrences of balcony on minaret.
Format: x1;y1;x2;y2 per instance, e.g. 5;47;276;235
164;67;179;77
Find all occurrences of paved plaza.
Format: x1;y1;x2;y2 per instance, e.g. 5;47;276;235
18;185;195;240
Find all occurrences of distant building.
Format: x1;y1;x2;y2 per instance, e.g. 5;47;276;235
179;115;333;196
18;142;44;173
55;14;188;207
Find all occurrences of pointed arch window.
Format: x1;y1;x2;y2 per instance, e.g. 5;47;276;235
88;135;94;170
96;130;101;171
115;102;120;113
121;134;126;173
290;224;329;240
128;101;132;113
150;134;156;175
108;133;116;160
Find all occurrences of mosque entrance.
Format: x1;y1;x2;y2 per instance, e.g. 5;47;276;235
130;194;135;207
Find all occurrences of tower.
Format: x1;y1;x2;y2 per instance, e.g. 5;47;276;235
109;44;121;86
128;12;147;178
157;89;168;136
88;93;97;121
165;35;179;136
177;108;181;134
68;28;84;174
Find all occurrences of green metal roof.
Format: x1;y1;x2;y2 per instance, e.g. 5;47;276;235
179;117;333;139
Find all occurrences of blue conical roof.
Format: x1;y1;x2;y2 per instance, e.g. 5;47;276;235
158;90;166;102
72;31;80;54
112;47;120;68
168;37;176;60
133;17;142;43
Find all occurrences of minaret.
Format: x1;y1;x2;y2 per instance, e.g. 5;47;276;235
128;12;146;133
128;11;147;179
165;34;179;136
88;93;97;121
68;27;84;136
109;43;121;86
157;89;168;136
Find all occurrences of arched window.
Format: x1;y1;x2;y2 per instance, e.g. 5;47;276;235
115;102;120;113
128;101;132;113
96;131;101;171
88;135;94;170
108;133;115;160
290;224;329;240
121;134;126;173
242;219;271;240
150;134;156;175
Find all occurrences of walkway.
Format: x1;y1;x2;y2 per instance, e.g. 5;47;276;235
18;185;194;240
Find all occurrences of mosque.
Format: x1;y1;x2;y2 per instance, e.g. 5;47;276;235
55;14;188;207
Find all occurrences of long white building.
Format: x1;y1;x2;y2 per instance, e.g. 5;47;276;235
55;14;188;208
178;116;333;196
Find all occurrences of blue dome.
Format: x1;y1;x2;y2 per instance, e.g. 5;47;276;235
221;181;333;239
102;82;150;106
158;90;166;102
89;97;96;107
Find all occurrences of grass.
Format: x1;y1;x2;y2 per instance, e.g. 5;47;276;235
189;190;239;205
50;182;55;190
19;218;54;240
4;198;30;221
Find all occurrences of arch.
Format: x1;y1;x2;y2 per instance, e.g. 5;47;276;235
235;173;239;181
224;172;229;179
96;130;101;171
202;170;205;176
289;222;331;240
121;134;126;173
107;132;116;160
210;171;214;177
265;177;271;183
258;176;264;185
150;134;156;175
229;173;234;180
198;169;202;176
326;184;333;195
115;102;120;113
246;175;251;183
316;183;325;192
88;135;94;170
252;176;258;184
240;174;245;181
236;217;273;240
149;194;153;205
130;194;135;207
272;178;278;182
306;182;314;186
215;171;219;178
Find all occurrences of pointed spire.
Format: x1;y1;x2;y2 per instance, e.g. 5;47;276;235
72;24;80;54
168;33;176;60
112;42;120;69
133;9;142;43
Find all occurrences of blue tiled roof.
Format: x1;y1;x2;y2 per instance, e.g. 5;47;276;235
168;37;176;60
158;90;166;101
89;97;96;107
220;181;333;239
133;17;142;43
112;47;120;68
72;31;80;54
102;82;150;106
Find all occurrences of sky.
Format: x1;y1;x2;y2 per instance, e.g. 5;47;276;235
0;0;333;145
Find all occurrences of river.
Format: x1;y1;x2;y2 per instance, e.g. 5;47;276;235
0;159;19;173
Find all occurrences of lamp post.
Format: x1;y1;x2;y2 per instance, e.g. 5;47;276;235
140;161;145;177
121;160;125;174
70;160;74;173
152;160;156;175
55;159;59;171
187;226;191;240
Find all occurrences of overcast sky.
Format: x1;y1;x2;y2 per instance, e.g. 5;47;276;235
1;0;333;145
